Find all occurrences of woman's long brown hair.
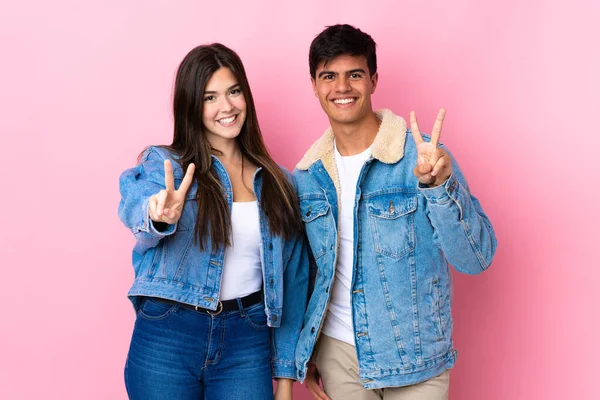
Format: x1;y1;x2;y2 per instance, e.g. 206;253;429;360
165;43;302;251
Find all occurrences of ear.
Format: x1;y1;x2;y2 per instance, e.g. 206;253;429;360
311;77;318;97
370;72;379;94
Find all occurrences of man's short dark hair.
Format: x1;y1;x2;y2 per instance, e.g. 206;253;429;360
309;24;377;79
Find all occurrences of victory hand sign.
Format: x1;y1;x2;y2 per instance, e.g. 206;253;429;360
148;160;196;224
410;108;452;187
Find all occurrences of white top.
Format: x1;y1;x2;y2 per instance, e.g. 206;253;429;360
322;143;372;346
220;201;263;301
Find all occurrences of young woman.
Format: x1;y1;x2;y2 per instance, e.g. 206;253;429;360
118;43;308;400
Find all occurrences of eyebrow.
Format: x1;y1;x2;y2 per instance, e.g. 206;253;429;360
204;83;240;94
317;68;367;78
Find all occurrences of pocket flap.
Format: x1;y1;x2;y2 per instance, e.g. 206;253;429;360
367;193;417;219
300;199;330;223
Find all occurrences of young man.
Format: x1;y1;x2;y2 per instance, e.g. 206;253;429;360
293;25;497;400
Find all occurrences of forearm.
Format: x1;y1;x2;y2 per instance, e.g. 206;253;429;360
273;236;309;379
420;173;497;274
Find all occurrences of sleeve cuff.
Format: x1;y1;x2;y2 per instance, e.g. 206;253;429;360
139;198;178;237
272;360;298;380
418;174;459;204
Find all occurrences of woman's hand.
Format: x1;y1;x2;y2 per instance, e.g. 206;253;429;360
148;160;195;224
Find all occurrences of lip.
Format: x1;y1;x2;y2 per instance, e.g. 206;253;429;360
216;114;239;126
330;97;358;107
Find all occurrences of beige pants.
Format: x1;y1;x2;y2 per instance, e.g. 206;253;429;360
313;334;450;400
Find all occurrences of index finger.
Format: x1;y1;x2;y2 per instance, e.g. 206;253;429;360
430;108;446;148
410;111;424;145
177;163;196;194
164;160;175;191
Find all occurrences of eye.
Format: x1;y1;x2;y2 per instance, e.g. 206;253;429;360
322;74;335;81
204;95;216;102
350;73;363;79
229;88;242;96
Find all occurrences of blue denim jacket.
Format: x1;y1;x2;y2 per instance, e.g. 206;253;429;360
293;110;497;389
118;146;309;379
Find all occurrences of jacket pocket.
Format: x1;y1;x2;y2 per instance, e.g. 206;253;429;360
299;196;331;259
367;192;417;259
419;278;453;360
430;279;446;341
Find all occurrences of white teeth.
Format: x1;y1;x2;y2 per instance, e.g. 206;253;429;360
334;98;355;104
218;115;236;124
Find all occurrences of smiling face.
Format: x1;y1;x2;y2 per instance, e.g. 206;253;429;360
201;67;247;146
311;54;378;127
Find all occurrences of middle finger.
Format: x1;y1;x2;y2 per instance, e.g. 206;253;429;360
430;108;446;148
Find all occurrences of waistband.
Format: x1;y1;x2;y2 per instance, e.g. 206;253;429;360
146;290;263;316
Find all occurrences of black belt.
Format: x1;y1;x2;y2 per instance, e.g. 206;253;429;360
147;290;263;316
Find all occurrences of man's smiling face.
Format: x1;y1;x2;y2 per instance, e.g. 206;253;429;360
311;54;378;126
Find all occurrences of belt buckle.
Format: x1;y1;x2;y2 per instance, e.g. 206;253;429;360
206;301;223;316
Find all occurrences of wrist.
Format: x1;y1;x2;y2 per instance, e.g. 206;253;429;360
429;174;451;188
276;378;294;386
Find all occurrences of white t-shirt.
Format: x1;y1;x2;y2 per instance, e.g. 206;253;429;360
321;144;372;346
220;201;263;301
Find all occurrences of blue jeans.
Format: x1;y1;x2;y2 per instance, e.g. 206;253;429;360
124;297;273;400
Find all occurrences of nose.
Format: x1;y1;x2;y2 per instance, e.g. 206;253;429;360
219;96;234;112
335;76;351;93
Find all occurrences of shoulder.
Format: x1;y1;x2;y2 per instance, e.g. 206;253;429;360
140;146;185;172
275;165;298;191
140;146;177;163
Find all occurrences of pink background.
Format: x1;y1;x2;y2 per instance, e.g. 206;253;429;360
1;1;598;399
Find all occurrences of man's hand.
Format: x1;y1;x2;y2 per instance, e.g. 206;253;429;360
305;363;330;400
274;378;294;400
410;109;452;187
148;160;195;224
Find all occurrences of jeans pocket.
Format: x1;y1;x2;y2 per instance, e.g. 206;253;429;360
136;298;176;321
244;303;269;330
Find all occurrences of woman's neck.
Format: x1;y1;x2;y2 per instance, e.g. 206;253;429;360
209;137;243;166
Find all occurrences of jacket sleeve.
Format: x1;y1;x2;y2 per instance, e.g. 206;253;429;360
418;146;497;275
118;147;178;251
272;233;310;379
271;171;310;379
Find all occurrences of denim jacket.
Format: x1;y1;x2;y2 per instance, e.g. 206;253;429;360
293;110;497;388
118;146;308;379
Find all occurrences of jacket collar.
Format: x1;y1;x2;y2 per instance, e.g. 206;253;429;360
296;109;407;171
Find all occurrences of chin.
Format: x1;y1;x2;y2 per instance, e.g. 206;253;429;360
331;114;359;124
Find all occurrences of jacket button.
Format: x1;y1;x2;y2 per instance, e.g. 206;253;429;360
325;287;329;293
311;327;315;334
272;315;278;322
269;243;273;250
306;206;312;217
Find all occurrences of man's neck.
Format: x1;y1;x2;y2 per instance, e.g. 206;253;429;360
331;112;381;156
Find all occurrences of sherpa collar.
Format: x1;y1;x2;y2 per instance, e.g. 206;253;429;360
296;109;407;171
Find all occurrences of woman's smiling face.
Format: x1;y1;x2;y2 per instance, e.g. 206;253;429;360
201;67;247;145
